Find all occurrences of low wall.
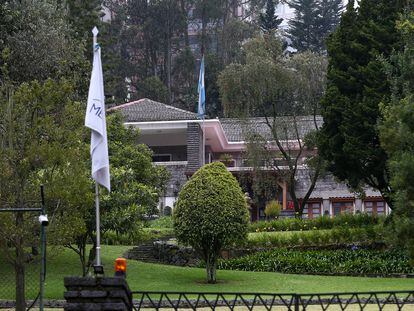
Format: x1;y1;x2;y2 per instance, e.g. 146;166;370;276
152;241;201;266
64;276;132;311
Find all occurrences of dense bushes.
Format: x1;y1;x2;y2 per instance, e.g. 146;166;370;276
247;226;384;248
218;248;413;275
148;216;174;229
249;213;384;233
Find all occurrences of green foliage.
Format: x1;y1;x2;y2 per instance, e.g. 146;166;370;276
288;0;319;51
259;0;283;32
219;248;413;275
0;1;89;91
0;79;90;309
287;0;343;52
379;13;414;265
101;113;170;236
264;200;281;219
318;0;406;205
249;213;384;232
173;162;249;283
218;35;327;216
148;216;174;229
65;0;103;41
247;226;385;248
136;76;169;103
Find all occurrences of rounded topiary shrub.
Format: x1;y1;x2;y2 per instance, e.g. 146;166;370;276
173;162;249;283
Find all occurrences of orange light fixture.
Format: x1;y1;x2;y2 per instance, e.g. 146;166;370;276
114;257;127;278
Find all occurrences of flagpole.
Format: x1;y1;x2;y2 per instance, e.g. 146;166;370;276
92;27;102;271
202;119;205;165
95;182;101;267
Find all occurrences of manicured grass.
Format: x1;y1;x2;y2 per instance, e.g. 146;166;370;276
1;245;413;300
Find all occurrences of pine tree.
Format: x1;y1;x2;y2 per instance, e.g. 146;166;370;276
318;0;406;207
65;0;103;40
315;0;344;51
379;13;414;263
259;0;283;32
287;0;319;52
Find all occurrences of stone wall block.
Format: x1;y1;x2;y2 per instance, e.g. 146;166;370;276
64;277;132;311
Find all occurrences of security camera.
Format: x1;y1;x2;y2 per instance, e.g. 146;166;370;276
38;214;49;226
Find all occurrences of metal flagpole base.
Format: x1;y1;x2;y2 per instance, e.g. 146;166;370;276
93;264;104;276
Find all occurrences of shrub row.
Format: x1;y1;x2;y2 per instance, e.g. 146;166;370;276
218;248;413;275
247;226;384;248
249;213;384;233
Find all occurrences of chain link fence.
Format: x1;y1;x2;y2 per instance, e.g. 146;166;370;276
0;210;42;308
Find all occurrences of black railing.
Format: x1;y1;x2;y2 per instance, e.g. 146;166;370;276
131;290;414;310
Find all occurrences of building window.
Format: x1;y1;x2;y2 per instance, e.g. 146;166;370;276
364;200;386;215
332;201;353;216
303;202;321;219
152;154;172;162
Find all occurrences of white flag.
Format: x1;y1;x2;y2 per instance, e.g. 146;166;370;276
85;29;110;192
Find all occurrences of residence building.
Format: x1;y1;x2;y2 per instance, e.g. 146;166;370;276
108;98;389;221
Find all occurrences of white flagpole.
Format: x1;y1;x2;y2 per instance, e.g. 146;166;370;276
92;27;102;269
86;26;109;274
202;120;205;165
95;182;101;267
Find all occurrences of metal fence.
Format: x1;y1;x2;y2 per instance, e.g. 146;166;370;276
0;221;41;302
0;202;46;311
131;290;414;310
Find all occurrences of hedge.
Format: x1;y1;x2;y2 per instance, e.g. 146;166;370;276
218;248;413;275
249;213;384;233
247;226;384;248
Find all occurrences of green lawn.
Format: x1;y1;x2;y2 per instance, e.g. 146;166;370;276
1;245;413;300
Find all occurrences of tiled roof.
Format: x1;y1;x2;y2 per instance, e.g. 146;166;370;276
221;116;323;142
294;171;381;199
108;98;198;122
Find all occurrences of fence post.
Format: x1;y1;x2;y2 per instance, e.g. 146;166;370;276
294;293;300;311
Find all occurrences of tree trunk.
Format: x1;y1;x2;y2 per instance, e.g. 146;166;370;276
77;235;87;277
205;253;217;284
288;177;303;218
166;33;172;104
15;212;25;311
180;0;189;48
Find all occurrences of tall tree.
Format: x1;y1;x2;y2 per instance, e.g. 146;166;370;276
288;0;319;52
0;1;89;89
314;0;344;51
65;0;103;41
0;79;90;311
174;162;249;283
218;35;327;216
379;13;414;264
318;0;405;207
259;0;283;32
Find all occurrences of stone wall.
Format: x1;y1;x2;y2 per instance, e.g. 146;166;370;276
152;240;200;266
162;163;188;197
64;277;132;311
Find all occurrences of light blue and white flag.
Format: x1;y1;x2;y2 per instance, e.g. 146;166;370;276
197;56;205;119
85;27;111;192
